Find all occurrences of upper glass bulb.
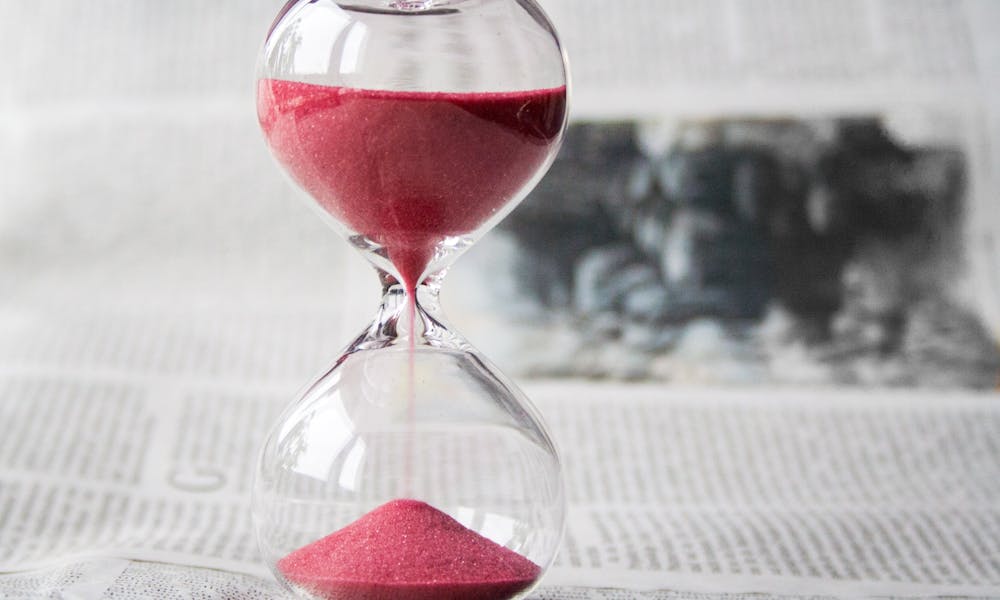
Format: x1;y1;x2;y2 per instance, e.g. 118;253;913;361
256;0;569;288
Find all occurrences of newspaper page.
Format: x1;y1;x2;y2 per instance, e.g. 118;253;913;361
2;355;1000;598
540;385;1000;598
2;0;1000;598
443;0;1000;386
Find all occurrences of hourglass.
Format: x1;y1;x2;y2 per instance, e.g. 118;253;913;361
252;1;569;599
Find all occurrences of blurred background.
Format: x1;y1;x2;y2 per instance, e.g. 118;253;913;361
1;1;998;389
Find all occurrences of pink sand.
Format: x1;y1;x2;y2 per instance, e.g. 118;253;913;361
257;79;566;290
278;499;540;600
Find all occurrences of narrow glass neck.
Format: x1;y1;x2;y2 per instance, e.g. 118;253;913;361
350;271;467;352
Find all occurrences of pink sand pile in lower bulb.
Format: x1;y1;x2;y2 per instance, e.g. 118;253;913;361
277;499;541;600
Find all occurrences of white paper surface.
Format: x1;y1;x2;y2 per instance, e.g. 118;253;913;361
2;1;1000;599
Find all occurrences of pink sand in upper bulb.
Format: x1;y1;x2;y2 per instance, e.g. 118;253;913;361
278;499;540;600
257;79;566;290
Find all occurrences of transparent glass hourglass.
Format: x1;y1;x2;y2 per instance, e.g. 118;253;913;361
252;1;569;599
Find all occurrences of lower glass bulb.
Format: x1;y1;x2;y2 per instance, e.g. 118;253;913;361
252;291;565;600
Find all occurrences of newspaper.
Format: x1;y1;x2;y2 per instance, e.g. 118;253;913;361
2;0;1000;598
2;348;1000;599
536;0;1000;340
